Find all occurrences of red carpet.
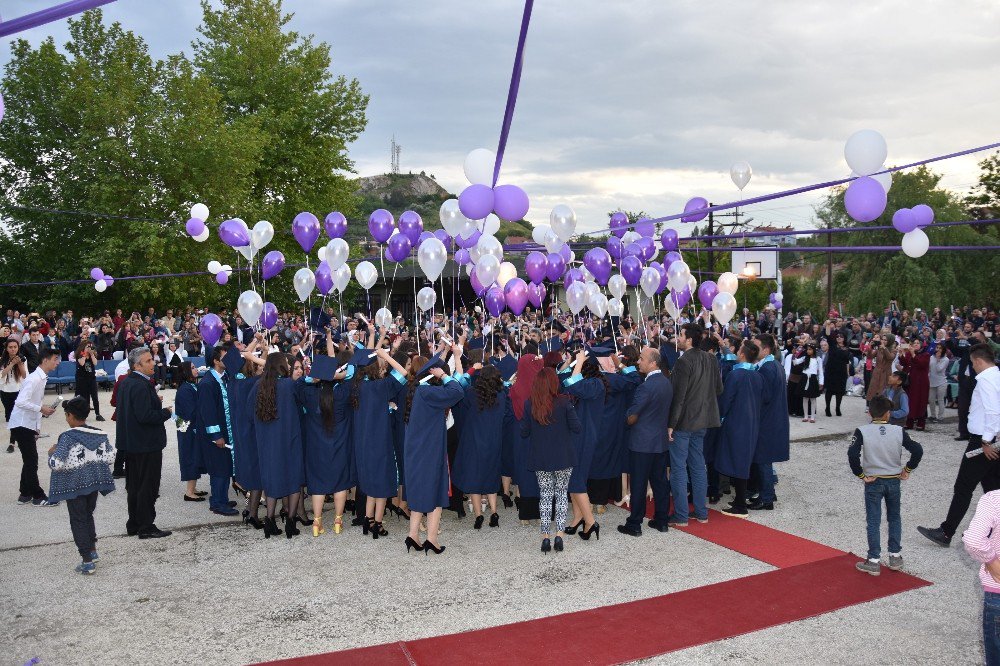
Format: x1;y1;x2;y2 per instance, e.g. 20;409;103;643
262;554;929;666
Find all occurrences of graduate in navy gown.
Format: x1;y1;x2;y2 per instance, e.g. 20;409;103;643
173;361;206;502
402;348;466;554
226;343;265;528
508;354;543;522
453;364;510;529
197;347;238;517
297;352;354;537
248;353;306;539
562;350;606;540
751;333;790;511
703;335;737;503
489;342;517;381
389;346;421;520
588;346;641;508
717;342;764;518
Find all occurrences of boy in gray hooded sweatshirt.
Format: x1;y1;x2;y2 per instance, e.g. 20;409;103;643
47;396;116;574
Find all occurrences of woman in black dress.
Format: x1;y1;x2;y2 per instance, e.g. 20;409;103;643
74;341;104;421
823;333;852;417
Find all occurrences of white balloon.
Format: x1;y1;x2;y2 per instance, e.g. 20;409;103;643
463;148;496;186
317;246;328;262
718;271;739;295
251;220;273;250
237;244;256;261
664;297;680;319
872;169;892;194
477;234;503;262
608;297;624;317
457;216;478;240
417;286;437;312
579;266;595;283
640;267;660;298
687;274;698;293
730;161;752;191
566;281;587;314
476;254;501;287
465;263;474;277
325;238;350;270
712;292;737;326
94;280;107;293
375;307;393;329
497;261;517;288
531;224;551;245
844;129;888;176
543;228;562;254
901;229;929;258
237;290;264;326
207;260;222;275
621;230;640;247
193;228;210;243
550;204;577;242
567;251;576;265
480;213;501;237
333;265;351;293
293;267;315;301
588;292;608;318
667;261;691;292
220;264;233;276
774;291;783;301
440;199;466;237
355;261;378;290
608;274;627;299
190;203;209;222
418;238;448;281
584;282;600;299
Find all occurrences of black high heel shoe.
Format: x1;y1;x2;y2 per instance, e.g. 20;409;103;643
242;510;265;530
474;515;484;530
263;517;280;539
362;516;372;535
231;481;248;498
371;521;387;539
554;536;564;552
541;538;551;553
423;540;445;555
405;536;424;553
564;518;583;535
285;517;300;539
279;509;288;524
500;492;513;509
579;522;600;541
295;514;312;528
489;512;500;528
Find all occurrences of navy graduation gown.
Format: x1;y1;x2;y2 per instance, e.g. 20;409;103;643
452;379;510;494
390;379;408;484
175;382;205;481
715;367;764;479
248;378;304;498
754;359;790;464
197;371;234;478
403;379;465;513
490;355;517;381
229;374;261;490
352;373;406;499
563;376;605;493
703;357;734;465
296;380;356;495
592;370;641;479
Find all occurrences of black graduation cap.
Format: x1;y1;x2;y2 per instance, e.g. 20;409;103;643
309;355;338;382
587;346;615;358
417;355;448;378
309;306;331;332
222;346;247;377
350;348;378;367
548;320;567;334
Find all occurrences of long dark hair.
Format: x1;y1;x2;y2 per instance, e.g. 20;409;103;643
350;362;383;410
474;364;503;411
177;361;197;385
255;353;289;422
530;368;559;425
581;356;609;400
1;338;26;382
401;355;429;425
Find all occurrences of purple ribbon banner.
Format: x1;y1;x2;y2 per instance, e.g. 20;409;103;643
0;0;118;39
491;0;534;188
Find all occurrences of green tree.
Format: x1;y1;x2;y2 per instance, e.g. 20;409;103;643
966;151;1000;220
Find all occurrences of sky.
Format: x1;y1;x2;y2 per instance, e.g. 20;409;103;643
1;0;998;236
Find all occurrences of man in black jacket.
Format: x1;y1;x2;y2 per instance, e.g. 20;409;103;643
116;346;173;539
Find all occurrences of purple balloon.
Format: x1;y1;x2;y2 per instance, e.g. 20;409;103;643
454;248;471;265
324;212;347;239
583;247;612;285
185;217;206;237
527;281;547;308
261;302;278;329
623;243;644;260
652;262;668;293
664;251;682;269
681;197;709;223
609;211;629;238
470;270;487;297
525;251;548;284
455;229;481;249
606;236;623;261
620;255;643;286
219;219;251;247
504;278;529;315
398;210;424;244
493;184;529;221
261;250;285;280
773;299;783;310
670;287;691;309
660;228;679;252
558;243;572;264
635;217;655;238
199;313;224;346
545;253;566;282
315;260;334;295
485;286;506;318
103;276;114;287
459;184;494;221
912;204;934;228
563;268;584;290
291;212;320;252
635;236;656;262
698;281;719;309
891;209;918;233
89;267;104;280
387;234;413;263
433;229;452;248
418;231;435;245
367;209;394;244
844;177;887;223
216;272;229;285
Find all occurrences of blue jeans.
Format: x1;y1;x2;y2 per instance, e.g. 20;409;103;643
756;462;777;503
864;477;901;560
209;474;231;511
669;429;708;522
985;592;1000;666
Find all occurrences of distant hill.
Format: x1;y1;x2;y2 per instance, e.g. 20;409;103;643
353;173;533;243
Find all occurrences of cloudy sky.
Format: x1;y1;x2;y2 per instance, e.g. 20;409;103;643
2;0;998;235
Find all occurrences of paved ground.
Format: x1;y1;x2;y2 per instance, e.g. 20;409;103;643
0;389;986;665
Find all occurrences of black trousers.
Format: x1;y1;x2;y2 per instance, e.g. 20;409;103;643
957;376;974;438
66;491;98;560
75;378;101;417
626;450;669;528
12;426;44;498
125;450;162;535
941;436;1000;538
1;391;17;443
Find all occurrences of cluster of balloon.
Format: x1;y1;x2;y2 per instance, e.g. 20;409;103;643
185;203;210;242
218;218;276;262
891;204;934;258
768;291;784;310
843;129;890;224
206;260;234;285
458;149;531;223
711;272;739;325
90;267;115;292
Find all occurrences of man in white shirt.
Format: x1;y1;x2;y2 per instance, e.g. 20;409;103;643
10;349;61;506
919;344;1000;547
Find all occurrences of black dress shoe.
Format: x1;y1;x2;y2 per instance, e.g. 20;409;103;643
917;525;951;547
708;495;721;505
228;500;238;508
95;415;106;421
138;528;172;539
747;500;774;510
112;471;126;479
647;520;670;533
617;525;641;537
183;494;206;502
194;490;208;497
955;435;970;441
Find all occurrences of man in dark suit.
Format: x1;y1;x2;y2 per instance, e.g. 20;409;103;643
21;328;42;373
619;347;674;537
116;346;173;539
